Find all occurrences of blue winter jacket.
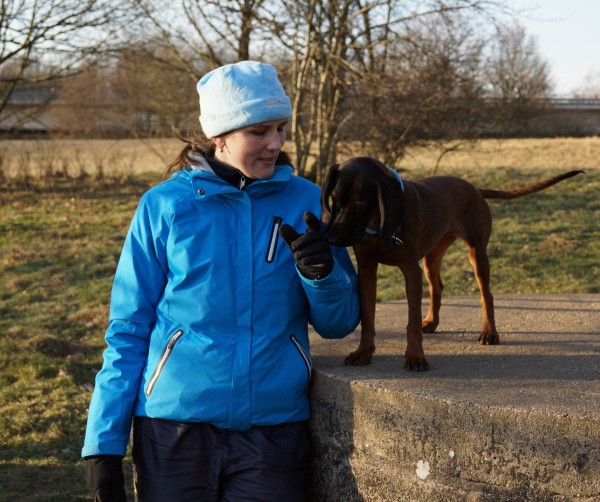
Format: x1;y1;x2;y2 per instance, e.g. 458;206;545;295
82;163;360;458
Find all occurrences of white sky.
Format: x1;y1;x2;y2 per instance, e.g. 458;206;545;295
508;0;600;96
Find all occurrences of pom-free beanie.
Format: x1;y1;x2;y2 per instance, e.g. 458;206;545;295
198;61;292;138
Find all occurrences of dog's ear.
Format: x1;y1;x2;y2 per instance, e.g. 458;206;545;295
376;173;405;246
320;163;340;223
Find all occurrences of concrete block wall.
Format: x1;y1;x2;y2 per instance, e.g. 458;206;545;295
304;296;600;502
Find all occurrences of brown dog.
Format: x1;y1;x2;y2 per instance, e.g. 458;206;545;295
321;156;583;371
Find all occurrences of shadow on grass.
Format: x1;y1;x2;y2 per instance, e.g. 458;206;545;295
0;457;134;502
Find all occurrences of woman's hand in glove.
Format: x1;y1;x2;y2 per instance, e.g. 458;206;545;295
279;212;333;280
85;455;127;502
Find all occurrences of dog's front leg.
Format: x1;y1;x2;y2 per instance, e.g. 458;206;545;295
345;254;378;366
403;262;430;371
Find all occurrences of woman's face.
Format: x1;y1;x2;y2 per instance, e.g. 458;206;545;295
214;119;288;179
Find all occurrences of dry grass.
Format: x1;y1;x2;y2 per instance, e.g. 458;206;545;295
0;138;181;182
399;137;600;176
1;137;598;183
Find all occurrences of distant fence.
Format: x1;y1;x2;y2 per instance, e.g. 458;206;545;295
544;98;600;110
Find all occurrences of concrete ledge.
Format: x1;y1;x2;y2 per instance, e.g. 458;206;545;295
306;295;600;501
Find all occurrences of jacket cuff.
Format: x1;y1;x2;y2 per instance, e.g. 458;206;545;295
81;440;128;459
298;258;349;288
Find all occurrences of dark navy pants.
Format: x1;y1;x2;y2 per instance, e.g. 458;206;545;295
132;417;309;502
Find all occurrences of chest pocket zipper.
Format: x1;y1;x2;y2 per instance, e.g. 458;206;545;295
146;329;184;396
265;216;282;263
290;335;312;389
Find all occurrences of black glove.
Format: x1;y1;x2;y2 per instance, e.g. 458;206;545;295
85;455;127;502
279;212;334;280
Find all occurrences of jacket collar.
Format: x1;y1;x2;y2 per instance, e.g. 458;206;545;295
172;161;294;198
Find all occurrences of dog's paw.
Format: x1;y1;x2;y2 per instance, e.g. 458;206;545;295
404;354;430;372
422;320;438;334
344;346;375;366
478;330;500;345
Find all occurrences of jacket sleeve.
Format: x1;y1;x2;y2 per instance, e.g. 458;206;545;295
82;192;169;458
299;244;360;339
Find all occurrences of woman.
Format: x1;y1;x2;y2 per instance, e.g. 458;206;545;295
83;60;360;501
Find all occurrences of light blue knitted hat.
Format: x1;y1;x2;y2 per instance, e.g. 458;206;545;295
198;61;292;138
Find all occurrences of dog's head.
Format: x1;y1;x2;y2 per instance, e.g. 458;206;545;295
321;157;405;247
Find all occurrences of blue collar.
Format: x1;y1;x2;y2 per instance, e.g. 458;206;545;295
389;167;405;192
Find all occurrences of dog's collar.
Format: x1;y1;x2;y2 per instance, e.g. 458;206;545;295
389;167;404;192
365;168;404;245
365;226;404;246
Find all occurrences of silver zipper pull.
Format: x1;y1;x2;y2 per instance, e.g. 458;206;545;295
239;174;246;189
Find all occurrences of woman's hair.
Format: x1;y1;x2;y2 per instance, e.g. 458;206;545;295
165;128;293;179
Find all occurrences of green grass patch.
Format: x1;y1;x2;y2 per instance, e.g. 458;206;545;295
0;177;154;500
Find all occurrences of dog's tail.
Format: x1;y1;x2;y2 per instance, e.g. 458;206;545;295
479;170;585;200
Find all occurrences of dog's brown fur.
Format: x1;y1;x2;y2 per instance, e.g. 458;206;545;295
321;156;584;371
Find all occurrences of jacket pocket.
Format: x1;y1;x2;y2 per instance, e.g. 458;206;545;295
290;335;312;390
265;216;282;263
145;329;184;396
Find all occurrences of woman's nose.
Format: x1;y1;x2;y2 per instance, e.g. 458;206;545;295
267;130;284;150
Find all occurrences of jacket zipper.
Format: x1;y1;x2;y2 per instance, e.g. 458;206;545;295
290;335;312;387
265;216;282;263
146;329;184;396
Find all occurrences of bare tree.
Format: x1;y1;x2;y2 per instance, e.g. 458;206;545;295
52;67;118;137
276;0;356;180
344;11;489;172
52;41;200;138
110;44;199;136
129;0;272;77
486;22;550;100
0;0;128;124
484;22;551;135
279;0;512;181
